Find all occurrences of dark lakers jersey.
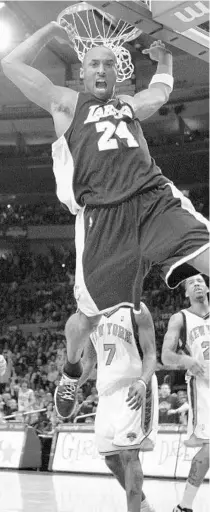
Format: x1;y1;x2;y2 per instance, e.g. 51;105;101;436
56;93;169;208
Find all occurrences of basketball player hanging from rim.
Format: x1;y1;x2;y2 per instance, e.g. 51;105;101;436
2;2;209;419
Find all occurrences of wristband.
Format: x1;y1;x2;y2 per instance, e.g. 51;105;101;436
138;378;147;391
149;73;174;90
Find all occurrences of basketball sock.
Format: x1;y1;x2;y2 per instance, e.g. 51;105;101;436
63;360;83;379
180;482;198;509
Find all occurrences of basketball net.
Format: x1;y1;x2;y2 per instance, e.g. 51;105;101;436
57;2;142;82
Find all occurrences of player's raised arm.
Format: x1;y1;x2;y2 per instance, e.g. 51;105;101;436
162;313;205;377
1;22;78;115
78;338;97;388
121;41;173;121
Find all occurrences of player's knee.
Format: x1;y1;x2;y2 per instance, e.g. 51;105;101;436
120;449;142;480
121;449;139;463
121;450;143;495
105;454;118;473
65;310;101;336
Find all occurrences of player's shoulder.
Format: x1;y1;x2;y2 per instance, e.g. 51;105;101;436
117;93;136;111
134;302;153;328
118;93;132;103
137;301;151;318
167;310;184;328
54;85;79;105
140;301;149;312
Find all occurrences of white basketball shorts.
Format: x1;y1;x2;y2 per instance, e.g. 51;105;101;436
187;375;210;444
95;374;158;455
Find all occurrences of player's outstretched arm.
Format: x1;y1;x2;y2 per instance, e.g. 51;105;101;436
121;41;173;121
162;313;205;378
1;22;78;114
78;338;97;388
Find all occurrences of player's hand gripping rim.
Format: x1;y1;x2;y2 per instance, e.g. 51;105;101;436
126;379;146;411
51;20;76;46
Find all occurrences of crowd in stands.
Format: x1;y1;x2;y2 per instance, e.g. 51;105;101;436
0;324;188;433
0;203;73;227
0;326;98;433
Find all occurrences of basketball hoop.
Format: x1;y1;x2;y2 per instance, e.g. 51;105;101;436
57;2;142;82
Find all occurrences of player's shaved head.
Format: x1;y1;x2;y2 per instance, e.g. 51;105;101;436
82;45;117;68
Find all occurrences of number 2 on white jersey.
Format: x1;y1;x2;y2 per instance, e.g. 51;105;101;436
96;120;139;151
201;341;210;360
104;343;116;365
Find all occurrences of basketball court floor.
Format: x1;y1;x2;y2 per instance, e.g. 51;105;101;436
0;470;208;512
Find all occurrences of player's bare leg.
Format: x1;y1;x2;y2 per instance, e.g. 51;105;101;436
107;449;142;512
173;443;209;512
105;452;155;512
188;247;210;277
54;310;101;419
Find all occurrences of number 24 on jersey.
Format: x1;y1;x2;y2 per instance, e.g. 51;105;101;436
96;120;139;151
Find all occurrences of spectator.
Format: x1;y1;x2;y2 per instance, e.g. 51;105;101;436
43;392;53;408
56;341;66;372
18;380;35;414
169;389;189;426
47;362;59;384
39;373;49;391
158;383;180;424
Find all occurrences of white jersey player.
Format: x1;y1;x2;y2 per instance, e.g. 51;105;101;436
181;307;209;445
79;303;158;512
162;274;209;512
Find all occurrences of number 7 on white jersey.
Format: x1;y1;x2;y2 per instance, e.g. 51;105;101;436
104;343;116;365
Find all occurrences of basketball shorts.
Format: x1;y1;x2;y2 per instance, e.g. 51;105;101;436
74;183;209;316
94;375;158;455
186;375;210;444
